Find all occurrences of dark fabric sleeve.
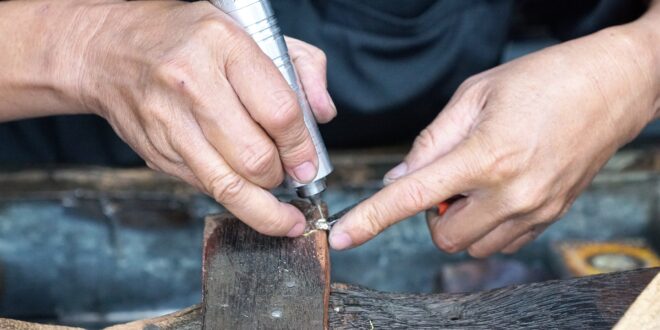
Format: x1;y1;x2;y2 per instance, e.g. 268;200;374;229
0;0;649;165
0;116;142;167
273;0;515;148
515;0;647;40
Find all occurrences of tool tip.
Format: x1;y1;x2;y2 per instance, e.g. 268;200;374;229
307;193;322;206
307;193;329;230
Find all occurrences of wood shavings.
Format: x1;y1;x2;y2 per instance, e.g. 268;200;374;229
303;229;319;237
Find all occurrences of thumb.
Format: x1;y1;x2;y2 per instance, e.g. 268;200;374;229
384;92;482;185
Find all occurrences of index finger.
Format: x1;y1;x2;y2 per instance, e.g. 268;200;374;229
175;118;307;237
329;139;483;250
224;36;319;184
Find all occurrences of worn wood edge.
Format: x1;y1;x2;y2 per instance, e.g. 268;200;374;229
201;214;224;326
614;273;660;329
103;304;202;330
308;221;331;330
0;305;202;330
0;318;84;330
318;230;330;330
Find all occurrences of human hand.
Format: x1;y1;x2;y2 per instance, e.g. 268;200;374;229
71;1;335;236
329;22;659;255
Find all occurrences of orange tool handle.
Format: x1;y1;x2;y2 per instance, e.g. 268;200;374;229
437;195;463;216
438;201;451;216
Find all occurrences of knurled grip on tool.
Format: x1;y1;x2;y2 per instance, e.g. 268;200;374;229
208;0;333;197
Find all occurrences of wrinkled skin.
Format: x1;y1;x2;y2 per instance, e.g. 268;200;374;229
1;1;659;253
0;0;335;237
330;4;660;256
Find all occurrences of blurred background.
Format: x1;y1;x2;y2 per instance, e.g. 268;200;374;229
0;0;658;328
0;145;659;328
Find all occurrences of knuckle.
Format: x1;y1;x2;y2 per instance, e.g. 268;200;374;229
207;170;246;204
529;227;543;239
467;245;490;258
502;246;520;255
482;149;519;183
413;127;439;152
501;185;545;217
149;131;186;164
557;203;571;218
510;194;538;216
269;89;301;130
398;178;430;213
432;231;461;254
291;39;326;65
196;14;237;39
239;142;279;178
459;75;482;90
273;127;314;167
152;59;195;93
253;215;286;236
145;161;160;171
312;48;327;65
142;107;168;131
139;140;172;169
204;20;254;70
361;202;388;238
226;35;254;61
453;74;489;98
538;202;565;222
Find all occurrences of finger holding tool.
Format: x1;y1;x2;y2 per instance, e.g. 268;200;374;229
208;0;334;229
309;195;465;237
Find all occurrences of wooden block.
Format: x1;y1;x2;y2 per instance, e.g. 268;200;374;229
329;267;659;329
90;268;660;329
0;318;83;330
202;200;330;330
104;267;659;329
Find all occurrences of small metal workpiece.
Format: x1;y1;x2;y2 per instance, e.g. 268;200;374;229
314;218;330;231
307;192;329;231
310;198;367;231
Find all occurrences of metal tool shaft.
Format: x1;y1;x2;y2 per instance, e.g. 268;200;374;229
208;0;333;199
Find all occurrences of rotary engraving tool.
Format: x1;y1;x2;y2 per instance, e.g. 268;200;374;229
208;0;333;216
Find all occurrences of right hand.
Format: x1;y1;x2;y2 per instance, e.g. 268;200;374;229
71;1;336;236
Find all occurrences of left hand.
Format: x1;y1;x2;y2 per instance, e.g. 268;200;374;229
329;21;660;256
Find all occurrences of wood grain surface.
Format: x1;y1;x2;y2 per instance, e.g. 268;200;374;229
329;267;659;329
3;268;657;329
201;200;330;330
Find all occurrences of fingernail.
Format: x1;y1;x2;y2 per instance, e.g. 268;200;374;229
293;161;317;183
329;230;353;250
287;222;305;237
383;162;408;185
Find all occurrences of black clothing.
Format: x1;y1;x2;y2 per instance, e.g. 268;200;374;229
0;0;645;165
